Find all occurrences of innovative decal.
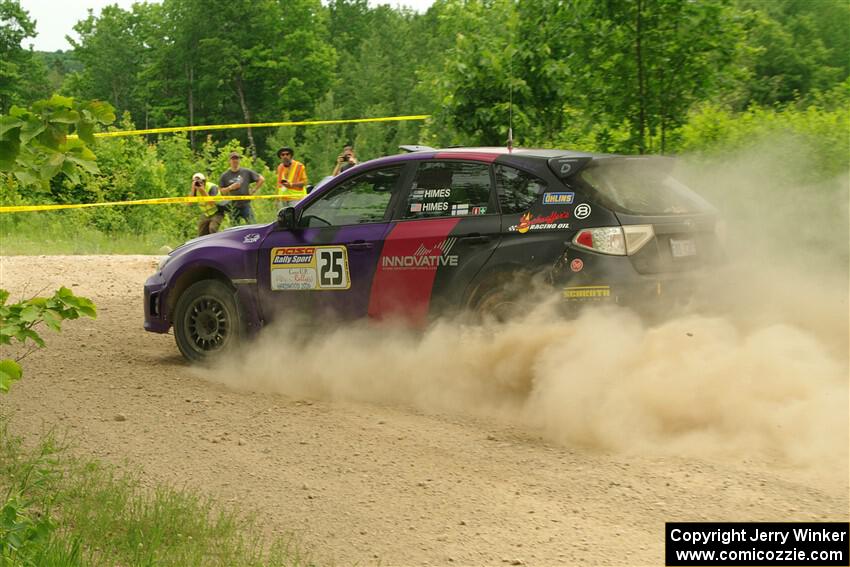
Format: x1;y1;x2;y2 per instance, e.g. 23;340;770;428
570;258;584;272
270;245;350;291
542;192;575;205
381;238;458;270
509;211;571;233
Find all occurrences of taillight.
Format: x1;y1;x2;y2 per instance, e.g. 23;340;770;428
572;225;654;256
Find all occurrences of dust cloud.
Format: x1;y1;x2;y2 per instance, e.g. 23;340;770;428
205;139;849;474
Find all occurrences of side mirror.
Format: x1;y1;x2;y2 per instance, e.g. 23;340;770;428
277;206;300;229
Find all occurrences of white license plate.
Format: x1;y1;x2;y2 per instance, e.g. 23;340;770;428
670;238;697;258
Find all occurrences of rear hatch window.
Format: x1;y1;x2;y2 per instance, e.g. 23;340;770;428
577;158;712;215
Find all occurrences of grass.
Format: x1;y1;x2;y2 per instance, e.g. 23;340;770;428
0;418;313;566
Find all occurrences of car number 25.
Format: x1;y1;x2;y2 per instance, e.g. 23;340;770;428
318;247;350;289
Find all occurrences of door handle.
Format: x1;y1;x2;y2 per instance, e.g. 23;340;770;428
348;240;373;250
459;233;491;245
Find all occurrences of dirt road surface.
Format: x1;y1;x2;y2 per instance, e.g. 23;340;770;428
1;255;847;566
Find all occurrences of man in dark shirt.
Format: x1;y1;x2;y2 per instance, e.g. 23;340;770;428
219;151;265;224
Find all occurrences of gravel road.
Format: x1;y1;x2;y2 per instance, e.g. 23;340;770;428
1;255;847;566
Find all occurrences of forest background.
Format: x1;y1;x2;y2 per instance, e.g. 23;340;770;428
1;0;848;252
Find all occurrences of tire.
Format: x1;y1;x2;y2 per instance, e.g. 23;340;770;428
473;285;521;323
173;279;241;362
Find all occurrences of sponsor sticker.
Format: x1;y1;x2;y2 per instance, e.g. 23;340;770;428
270;245;350;290
574;203;591;219
243;233;261;244
509;211;571;233
451;203;469;216
411;188;451;201
563;285;610;300
471;206;487;215
381;238;459;270
570;258;584;272
542;192;575;205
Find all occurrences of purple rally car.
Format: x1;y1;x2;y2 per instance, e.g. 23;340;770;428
144;146;723;361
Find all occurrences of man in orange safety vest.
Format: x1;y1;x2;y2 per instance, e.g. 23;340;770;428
276;146;308;209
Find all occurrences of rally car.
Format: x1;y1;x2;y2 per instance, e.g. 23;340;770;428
144;146;723;361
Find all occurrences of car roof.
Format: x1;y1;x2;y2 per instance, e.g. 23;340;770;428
429;146;603;159
344;146;608;171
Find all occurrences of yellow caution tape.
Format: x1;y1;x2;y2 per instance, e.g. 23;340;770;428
3;114;430;213
0;194;301;214
70;114;430;139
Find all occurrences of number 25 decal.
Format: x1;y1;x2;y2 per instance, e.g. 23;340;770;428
317;247;350;289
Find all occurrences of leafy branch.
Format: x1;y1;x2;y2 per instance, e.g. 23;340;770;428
0;287;97;393
0;94;115;188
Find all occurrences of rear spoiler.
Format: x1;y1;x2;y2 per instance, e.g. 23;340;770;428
547;156;593;180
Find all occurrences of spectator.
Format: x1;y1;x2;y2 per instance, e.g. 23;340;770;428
189;173;225;236
218;152;264;225
275;146;308;208
332;145;358;176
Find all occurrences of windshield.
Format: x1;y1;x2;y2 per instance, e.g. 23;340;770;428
579;158;710;215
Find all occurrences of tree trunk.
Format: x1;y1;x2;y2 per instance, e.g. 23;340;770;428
187;63;195;151
234;72;256;157
635;0;647;154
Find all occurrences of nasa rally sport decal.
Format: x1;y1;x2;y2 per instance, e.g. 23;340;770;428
270;246;350;291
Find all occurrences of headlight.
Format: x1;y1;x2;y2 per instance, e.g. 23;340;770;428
157;255;172;272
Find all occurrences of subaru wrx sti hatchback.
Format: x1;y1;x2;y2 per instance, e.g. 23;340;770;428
144;147;722;361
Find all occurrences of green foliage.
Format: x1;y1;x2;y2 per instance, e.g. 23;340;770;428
0;0;51;113
0;422;313;566
1;0;848;252
0;425;67;565
0;287;96;393
0;94;115;192
673;97;850;183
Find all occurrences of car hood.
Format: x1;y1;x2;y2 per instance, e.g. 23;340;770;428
171;224;271;255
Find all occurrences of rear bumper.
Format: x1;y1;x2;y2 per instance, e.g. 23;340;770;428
143;273;171;333
555;246;722;310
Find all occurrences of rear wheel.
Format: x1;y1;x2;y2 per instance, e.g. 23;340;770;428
174;280;240;362
474;288;520;322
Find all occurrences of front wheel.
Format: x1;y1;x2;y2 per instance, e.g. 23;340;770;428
173;279;241;362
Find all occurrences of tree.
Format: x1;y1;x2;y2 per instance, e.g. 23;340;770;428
0;0;50;112
0;94;115;190
732;0;849;107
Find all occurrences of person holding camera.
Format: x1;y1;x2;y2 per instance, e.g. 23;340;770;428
189;172;225;236
332;144;358;176
275;146;308;208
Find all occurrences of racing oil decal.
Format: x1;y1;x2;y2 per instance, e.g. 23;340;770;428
508;211;571;233
270;246;350;291
368;218;461;322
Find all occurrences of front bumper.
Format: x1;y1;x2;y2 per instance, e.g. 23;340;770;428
144;273;170;333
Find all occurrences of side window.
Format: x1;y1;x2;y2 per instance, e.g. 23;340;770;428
300;166;403;227
403;161;492;219
494;165;548;214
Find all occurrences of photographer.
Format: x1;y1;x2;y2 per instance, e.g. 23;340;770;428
189;172;225;236
331;144;358;176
